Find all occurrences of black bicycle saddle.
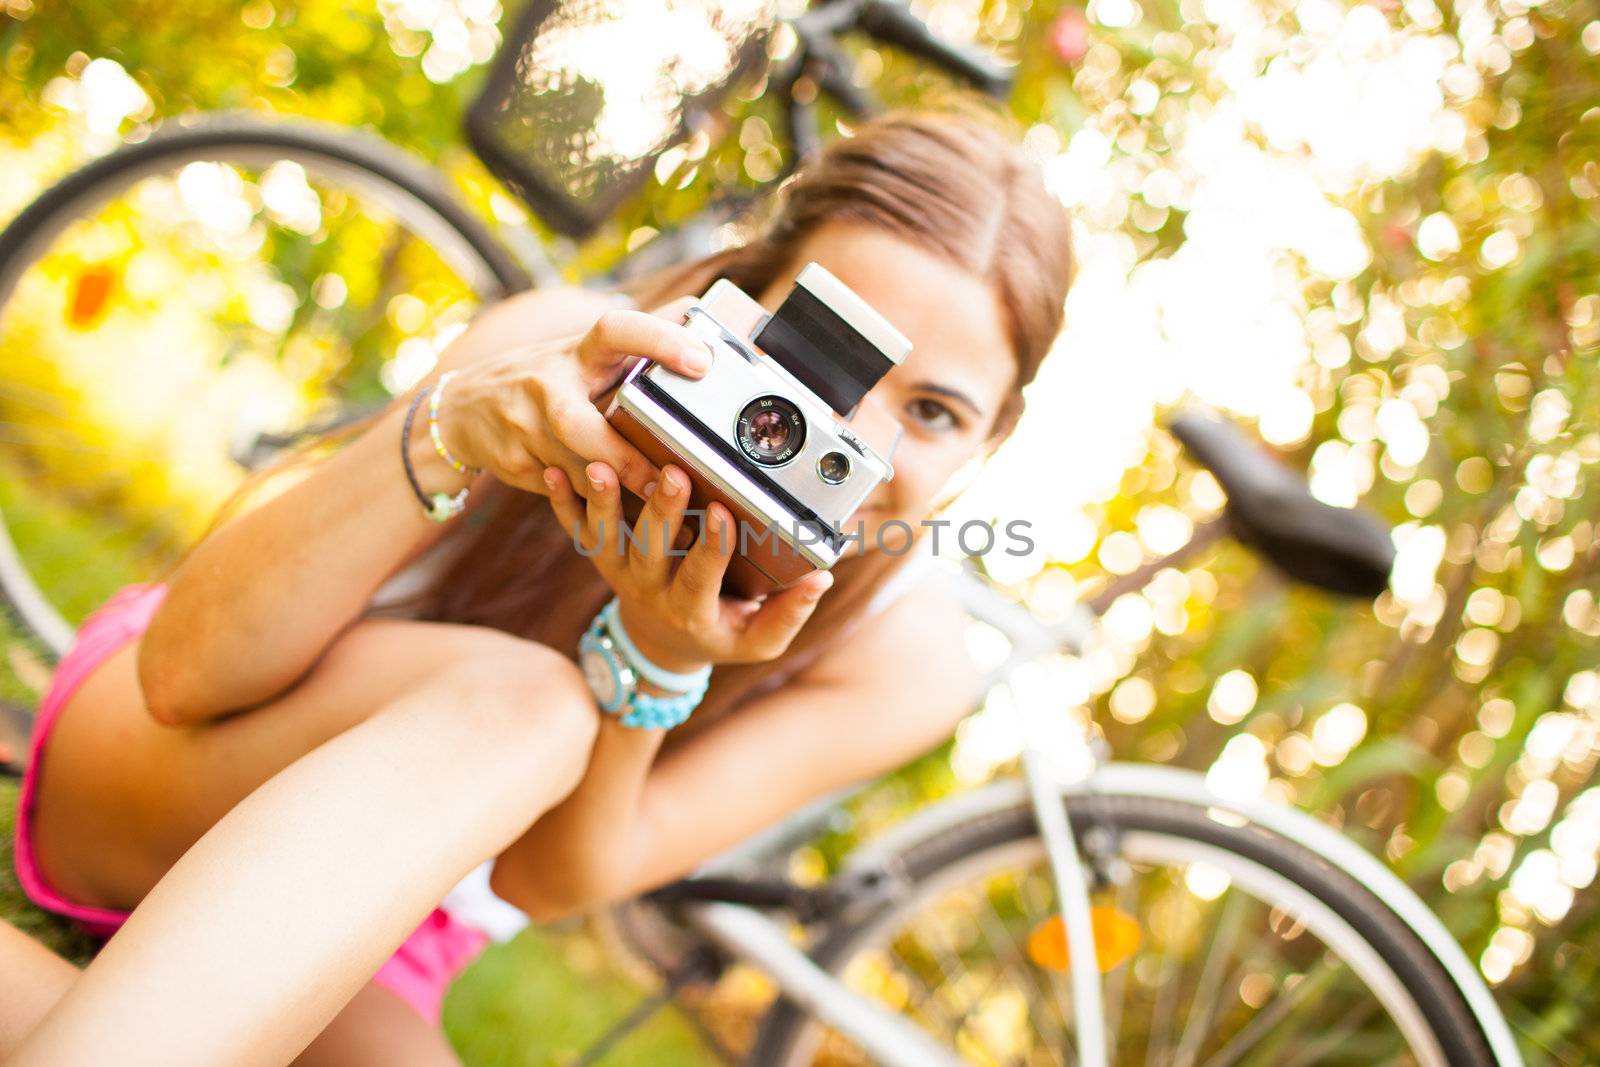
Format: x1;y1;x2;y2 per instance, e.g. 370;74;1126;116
1168;412;1395;597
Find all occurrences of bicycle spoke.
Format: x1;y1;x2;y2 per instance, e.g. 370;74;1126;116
886;937;970;1043
912;896;1018;1055
1274;999;1382;1067
1141;896;1181;1067
882;942;964;1038
944;962;1039;1067
971;878;1072;1064
1101;873;1136;1062
1197;955;1339;1067
1171;887;1251;1067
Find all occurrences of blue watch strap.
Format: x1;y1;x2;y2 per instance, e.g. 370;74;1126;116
602;598;712;692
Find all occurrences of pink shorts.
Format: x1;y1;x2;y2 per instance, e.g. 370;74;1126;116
12;581;488;1026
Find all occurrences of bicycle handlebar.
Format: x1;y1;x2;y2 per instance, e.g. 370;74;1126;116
857;1;1015;98
605;0;1014;283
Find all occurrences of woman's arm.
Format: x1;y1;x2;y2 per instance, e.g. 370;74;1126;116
489;697;669;920
491;573;982;921
138;287;627;725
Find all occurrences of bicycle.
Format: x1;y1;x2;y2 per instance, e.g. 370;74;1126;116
0;2;1527;1064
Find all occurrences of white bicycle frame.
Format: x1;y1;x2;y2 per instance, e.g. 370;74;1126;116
673;569;1525;1067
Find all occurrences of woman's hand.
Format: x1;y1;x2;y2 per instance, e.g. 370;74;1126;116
428;296;711;502
545;460;834;671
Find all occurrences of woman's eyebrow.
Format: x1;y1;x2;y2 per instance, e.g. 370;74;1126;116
912;381;985;417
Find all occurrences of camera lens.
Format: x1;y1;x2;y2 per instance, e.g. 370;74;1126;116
817;451;851;484
736;395;806;465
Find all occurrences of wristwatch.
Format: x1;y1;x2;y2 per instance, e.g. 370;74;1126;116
577;616;636;716
578;604;711;728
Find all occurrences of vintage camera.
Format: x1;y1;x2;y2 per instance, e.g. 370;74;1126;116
603;262;909;599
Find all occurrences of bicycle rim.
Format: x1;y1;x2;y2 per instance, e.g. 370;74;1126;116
755;796;1495;1067
0;114;524;661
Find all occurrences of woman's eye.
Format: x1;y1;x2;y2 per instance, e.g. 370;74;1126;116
906;397;960;432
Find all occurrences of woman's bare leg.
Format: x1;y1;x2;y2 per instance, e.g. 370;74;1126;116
10;640;598;1067
31;617;572;910
291;983;462;1067
0;921;78;1059
0;931;458;1066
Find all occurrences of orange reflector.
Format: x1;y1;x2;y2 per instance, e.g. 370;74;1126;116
70;264;116;327
1025;907;1141;974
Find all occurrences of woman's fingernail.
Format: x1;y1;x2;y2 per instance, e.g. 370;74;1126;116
643;479;659;497
683;343;712;372
586;465;604;491
543;468;558;490
662;467;682;495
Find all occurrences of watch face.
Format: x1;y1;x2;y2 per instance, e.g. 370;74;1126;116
579;631;630;714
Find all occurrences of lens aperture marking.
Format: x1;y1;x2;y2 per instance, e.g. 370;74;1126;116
736;395;806;465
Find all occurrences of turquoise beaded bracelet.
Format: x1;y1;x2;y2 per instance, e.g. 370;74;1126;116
619;678;710;730
585;599;711;730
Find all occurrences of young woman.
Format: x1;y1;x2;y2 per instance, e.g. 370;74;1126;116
11;105;1075;1064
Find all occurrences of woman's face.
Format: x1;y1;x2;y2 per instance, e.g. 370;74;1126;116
755;220;1017;554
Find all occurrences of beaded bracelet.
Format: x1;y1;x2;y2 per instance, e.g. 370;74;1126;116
401;385;471;523
429;370;483;477
619;678;710;730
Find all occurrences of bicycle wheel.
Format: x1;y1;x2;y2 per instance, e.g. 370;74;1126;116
752;794;1499;1067
0;112;529;660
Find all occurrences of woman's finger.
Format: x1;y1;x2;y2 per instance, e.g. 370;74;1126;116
535;385;661;502
732;571;835;662
575;308;713;384
544;467;596;556
517;427;590;503
627;464;692;588
581;461;627;568
668;502;737;628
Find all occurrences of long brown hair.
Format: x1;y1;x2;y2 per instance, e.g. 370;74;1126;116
176;102;1075;743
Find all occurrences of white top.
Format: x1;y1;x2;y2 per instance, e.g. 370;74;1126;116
861;534;943;618
364;532;467;617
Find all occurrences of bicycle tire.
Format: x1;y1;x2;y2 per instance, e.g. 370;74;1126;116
0;111;531;660
750;793;1499;1067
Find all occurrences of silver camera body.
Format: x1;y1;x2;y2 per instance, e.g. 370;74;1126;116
605;262;910;597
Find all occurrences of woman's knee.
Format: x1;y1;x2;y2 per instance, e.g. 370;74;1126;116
411;629;600;786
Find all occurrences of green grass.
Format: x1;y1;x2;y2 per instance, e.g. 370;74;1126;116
0;777;99;965
0;453;160;629
444;927;723;1067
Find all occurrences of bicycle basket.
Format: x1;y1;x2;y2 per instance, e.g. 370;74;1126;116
465;0;778;239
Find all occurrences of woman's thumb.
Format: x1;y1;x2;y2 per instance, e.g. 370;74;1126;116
741;571;834;655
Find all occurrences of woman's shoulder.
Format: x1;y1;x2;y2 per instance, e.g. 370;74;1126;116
799;557;981;707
